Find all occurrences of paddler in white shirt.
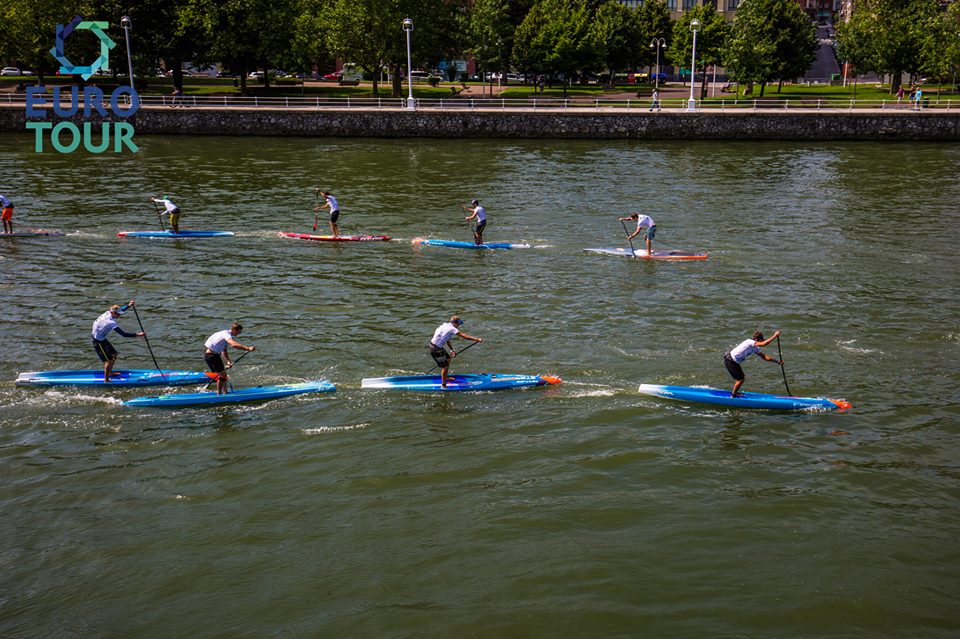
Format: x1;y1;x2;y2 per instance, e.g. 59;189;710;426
724;330;783;397
429;315;482;388
315;190;340;237
618;212;656;255
91;300;145;382
204;322;256;394
151;195;181;233
461;199;486;245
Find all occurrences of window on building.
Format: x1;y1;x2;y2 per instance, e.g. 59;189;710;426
727;0;740;8
683;0;697;9
666;0;677;9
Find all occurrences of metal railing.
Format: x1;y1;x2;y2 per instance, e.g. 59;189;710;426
3;92;955;112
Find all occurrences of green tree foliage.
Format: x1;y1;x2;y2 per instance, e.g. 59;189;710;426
317;0;463;97
635;0;672;70
724;0;817;96
669;4;729;98
0;0;93;82
512;0;598;91
467;0;513;82
835;0;940;93
920;2;960;87
589;1;642;83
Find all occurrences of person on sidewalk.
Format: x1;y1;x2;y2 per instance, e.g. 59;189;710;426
649;89;661;112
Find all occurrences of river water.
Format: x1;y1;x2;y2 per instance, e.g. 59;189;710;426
1;134;958;637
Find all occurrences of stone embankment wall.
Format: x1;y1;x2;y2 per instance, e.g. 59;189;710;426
3;106;960;140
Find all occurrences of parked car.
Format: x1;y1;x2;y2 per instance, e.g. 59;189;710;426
1;67;24;76
409;71;439;83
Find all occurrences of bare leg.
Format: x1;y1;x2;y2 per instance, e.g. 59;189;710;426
646;234;652;255
732;379;744;397
104;356;117;382
441;365;449;387
217;373;228;394
330;221;339;237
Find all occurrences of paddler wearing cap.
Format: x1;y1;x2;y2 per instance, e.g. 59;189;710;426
151;195;181;233
429;315;482;387
91;300;145;382
204;322;256;395
461;199;486;245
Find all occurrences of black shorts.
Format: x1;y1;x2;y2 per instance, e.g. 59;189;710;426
205;351;226;373
475;220;486;234
724;353;745;381
429;345;450;368
93;338;117;362
330;209;340;223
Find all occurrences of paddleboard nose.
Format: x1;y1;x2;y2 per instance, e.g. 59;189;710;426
539;375;562;385
829;399;853;410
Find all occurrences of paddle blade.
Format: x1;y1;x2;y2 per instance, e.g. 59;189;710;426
539;375;562;385
204;372;220;380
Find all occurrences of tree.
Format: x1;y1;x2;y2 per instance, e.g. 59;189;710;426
669;4;729;99
0;0;93;83
589;1;642;84
180;0;298;94
724;0;817;97
512;0;598;93
635;0;673;72
920;2;960;91
835;0;940;94
467;0;513;92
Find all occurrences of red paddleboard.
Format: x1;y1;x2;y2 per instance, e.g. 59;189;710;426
583;247;708;260
279;232;390;242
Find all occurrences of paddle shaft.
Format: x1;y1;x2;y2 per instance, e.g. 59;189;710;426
776;335;792;396
151;199;165;231
131;305;166;379
620;219;636;256
313;190;319;231
426;339;479;374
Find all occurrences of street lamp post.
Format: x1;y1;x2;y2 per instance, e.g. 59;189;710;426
121;16;134;88
687;19;700;112
402;18;415;111
650;38;666;91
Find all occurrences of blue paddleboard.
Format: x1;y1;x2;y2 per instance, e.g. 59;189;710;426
361;374;561;392
638;383;851;411
16;369;212;387
117;230;234;238
123;380;335;407
412;237;529;250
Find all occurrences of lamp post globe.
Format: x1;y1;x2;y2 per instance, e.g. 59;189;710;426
687;19;700;112
402;18;415;111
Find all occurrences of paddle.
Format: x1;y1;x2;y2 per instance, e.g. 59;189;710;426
313;189;319;232
151;198;166;231
130;304;166;381
620;219;636;257
776;335;792;396
426;339;480;374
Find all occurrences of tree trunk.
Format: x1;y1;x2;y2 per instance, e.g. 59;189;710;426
263;66;270;89
777;78;784;93
392;63;401;97
240;67;248;95
759;82;766;97
890;69;902;94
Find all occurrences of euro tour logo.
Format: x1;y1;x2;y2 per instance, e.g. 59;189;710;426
25;16;139;154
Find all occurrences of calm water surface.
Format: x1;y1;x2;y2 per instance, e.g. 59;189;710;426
1;134;958;637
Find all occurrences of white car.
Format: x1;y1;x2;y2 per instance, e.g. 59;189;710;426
1;67;23;76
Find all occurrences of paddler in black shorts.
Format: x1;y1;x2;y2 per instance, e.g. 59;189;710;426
429;315;482;387
315;190;340;237
204;322;256;394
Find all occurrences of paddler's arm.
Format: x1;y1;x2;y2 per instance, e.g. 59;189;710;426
114;327;144;338
758;351;783;365
755;330;781;348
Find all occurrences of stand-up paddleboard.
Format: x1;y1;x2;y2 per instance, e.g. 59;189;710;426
117;230;234;238
123;380;336;408
361;374;561;392
638;383;851;411
412;237;530;250
16;369;211;387
584;247;708;260
279;231;390;242
0;229;66;238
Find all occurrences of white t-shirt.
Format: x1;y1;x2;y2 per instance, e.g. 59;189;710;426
91;311;119;340
635;214;655;230
156;198;177;212
431;322;459;348
729;338;760;363
325;195;339;211
473;205;486;223
205;329;234;354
